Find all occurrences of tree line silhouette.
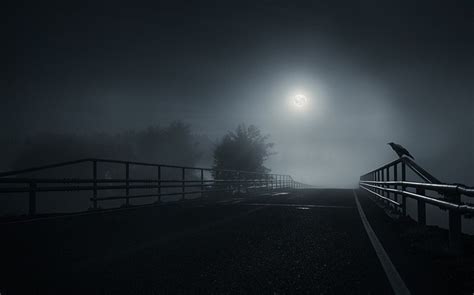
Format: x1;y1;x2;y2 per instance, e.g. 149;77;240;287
0;122;274;214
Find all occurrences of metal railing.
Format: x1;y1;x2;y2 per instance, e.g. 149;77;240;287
360;157;474;252
0;158;310;216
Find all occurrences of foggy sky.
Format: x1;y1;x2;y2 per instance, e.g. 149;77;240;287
6;0;474;186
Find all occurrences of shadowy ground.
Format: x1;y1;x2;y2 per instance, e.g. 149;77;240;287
1;189;472;294
358;190;474;295
2;189;392;294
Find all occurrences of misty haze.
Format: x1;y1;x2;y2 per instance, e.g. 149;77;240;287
2;1;473;294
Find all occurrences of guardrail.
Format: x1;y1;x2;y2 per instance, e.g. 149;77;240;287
360;157;474;252
0;158;310;216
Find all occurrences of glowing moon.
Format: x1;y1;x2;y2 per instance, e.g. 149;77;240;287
293;94;307;107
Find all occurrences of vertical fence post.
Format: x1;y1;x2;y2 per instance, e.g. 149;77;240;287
386;166;390;201
401;161;407;216
92;160;98;209
447;193;462;254
375;170;378;195
416;187;426;225
393;163;398;205
157;166;161;203
200;169;204;198
29;182;36;216
377;170;381;195
125;163;130;206
182;167;185;200
381;168;385;203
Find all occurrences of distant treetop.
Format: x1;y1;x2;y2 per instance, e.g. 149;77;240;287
213;124;274;178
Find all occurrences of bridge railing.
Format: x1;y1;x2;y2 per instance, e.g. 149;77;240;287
0;158;309;216
359;157;474;252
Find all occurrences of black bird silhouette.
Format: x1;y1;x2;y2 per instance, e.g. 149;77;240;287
387;142;414;159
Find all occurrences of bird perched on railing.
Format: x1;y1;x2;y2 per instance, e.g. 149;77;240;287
387;142;414;159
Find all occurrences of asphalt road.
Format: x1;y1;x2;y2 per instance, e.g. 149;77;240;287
2;189;399;294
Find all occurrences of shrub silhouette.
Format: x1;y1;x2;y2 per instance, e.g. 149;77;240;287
212;124;274;179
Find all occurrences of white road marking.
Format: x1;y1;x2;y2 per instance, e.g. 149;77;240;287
272;192;290;196
353;190;411;295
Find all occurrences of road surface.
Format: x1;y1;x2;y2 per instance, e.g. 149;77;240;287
2;189;419;294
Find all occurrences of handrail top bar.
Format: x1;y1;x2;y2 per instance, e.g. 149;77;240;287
0;159;92;177
403;157;442;184
360;180;474;197
0;158;291;178
364;158;403;176
361;157;442;184
0;178;278;183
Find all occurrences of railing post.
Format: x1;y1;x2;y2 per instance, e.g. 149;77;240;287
381;168;385;203
182;167;185;200
393;163;398;204
125;163;130;206
375;170;378;194
386;166;390;201
92;160;98;209
29;182;36;216
200;169;204;198
447;193;462;254
416;187;426;225
377;170;381;195
401;162;407;216
157;166;161;203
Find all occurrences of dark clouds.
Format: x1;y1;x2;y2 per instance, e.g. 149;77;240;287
6;0;474;185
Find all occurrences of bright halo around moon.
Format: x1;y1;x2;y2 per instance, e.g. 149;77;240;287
293;94;307;108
